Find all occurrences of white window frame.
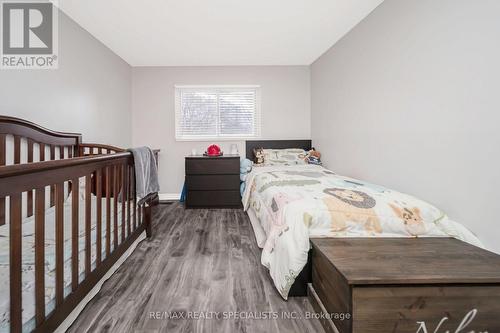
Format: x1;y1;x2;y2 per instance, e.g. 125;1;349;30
174;85;261;141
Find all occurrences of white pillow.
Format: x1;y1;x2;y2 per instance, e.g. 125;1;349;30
262;148;307;166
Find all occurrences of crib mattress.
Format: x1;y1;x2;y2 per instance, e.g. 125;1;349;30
0;195;135;333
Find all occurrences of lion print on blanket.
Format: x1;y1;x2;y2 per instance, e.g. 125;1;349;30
323;188;382;233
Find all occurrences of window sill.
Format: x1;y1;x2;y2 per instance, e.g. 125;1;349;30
175;137;261;142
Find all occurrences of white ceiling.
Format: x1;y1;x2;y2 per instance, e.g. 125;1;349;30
58;0;384;66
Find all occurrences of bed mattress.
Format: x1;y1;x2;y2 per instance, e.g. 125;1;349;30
0;194;134;333
242;164;483;299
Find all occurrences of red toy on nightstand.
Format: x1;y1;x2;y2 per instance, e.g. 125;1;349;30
205;144;223;157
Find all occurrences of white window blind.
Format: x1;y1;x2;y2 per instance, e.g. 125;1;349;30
175;85;261;140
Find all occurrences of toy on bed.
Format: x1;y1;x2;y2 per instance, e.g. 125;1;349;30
305;148;322;165
240;158;253;195
253;148;265;166
241;158;253;174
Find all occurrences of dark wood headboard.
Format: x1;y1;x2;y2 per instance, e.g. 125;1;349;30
245;140;312;160
0;115;82;147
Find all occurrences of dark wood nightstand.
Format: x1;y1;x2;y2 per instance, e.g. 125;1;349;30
185;155;241;208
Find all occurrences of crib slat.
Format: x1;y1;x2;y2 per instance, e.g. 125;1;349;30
27;140;34;217
55;183;64;306
85;175;92;275
0;134;5;226
113;165;119;249
39;143;45;161
71;178;79;291
10;193;22;333
35;188;45;325
105;167;111;257
132;168;137;230
14;135;20;164
65;147;71;194
126;166;131;236
121;164;126;242
60;147;68;201
96;169;102;265
50;145;56;206
138;203;142;227
27;140;33;160
0;134;5;165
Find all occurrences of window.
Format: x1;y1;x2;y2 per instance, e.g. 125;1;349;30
175;85;261;140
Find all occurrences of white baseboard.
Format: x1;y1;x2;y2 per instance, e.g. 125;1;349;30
159;193;180;201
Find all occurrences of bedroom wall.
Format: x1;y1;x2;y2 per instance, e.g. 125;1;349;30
310;0;500;253
131;66;311;196
0;11;132;147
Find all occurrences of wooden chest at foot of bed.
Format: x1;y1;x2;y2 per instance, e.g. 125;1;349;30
309;238;500;333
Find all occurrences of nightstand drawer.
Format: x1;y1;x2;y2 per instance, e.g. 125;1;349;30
186;190;241;207
186;175;239;191
185;158;239;175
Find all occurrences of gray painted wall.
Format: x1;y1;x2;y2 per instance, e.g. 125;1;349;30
131;66;311;194
0;11;132;147
311;0;500;253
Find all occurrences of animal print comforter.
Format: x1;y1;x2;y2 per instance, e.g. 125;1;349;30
242;164;483;299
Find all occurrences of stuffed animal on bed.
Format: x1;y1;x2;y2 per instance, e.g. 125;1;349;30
253;148;265;166
305;148;322;165
240;158;253;174
240;158;253;196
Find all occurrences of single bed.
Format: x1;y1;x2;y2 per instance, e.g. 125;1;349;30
242;141;499;316
0;116;158;333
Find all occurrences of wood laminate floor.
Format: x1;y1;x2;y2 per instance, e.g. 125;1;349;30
68;203;325;333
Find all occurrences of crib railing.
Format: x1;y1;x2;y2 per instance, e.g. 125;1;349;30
0;152;157;332
79;143;124;156
80;143;160;167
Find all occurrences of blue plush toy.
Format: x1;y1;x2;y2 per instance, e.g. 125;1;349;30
240;158;253;174
239;158;253;196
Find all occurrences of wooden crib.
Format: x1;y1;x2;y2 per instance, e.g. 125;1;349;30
0;116;159;332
